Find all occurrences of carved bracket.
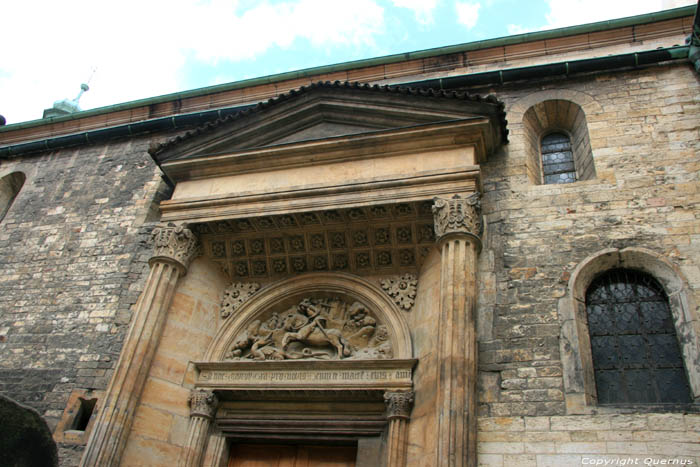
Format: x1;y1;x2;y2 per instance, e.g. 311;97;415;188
220;282;261;319
150;223;201;271
188;389;218;420
432;193;482;241
384;390;415;420
380;274;418;311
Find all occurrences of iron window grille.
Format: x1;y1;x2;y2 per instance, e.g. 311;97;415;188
585;268;692;404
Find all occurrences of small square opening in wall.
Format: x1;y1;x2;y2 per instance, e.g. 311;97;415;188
53;389;103;445
70;397;97;432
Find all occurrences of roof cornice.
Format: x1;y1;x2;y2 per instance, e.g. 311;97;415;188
0;5;693;136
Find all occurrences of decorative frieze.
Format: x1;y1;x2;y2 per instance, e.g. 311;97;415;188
432;193;482;241
150;223;201;271
380;274;418;311
220;282;261;319
188;389;218;420
384;390;415;420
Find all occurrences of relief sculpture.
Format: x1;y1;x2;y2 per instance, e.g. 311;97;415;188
225;297;392;361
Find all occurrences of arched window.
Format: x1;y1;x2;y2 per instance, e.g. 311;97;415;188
541;132;576;184
585;268;692;404
0;172;25;223
522;99;596;185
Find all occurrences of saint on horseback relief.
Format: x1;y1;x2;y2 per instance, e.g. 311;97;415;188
225;297;393;361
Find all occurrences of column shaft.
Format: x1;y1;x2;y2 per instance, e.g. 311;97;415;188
436;237;478;467
81;224;199;467
432;194;482;467
179;389;218;467
180;417;212;467
384;391;414;467
386;418;409;467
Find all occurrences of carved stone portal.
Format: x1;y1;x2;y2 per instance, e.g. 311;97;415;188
225;297;392;361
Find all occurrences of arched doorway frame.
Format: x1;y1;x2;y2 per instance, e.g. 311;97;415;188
187;272;416;467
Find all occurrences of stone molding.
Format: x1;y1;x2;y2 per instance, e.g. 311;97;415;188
380;274;418;311
220;282;261;319
150;223;201;272
188;389;218;420
432;193;482;243
384;390;414;420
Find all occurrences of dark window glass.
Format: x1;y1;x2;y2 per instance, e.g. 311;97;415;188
585;269;692;404
541;132;576;184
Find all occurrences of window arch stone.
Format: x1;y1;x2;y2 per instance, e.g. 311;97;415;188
558;248;700;413
0;171;25;223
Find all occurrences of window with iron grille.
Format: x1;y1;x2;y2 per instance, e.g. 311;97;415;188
541;132;576;184
585;268;692;404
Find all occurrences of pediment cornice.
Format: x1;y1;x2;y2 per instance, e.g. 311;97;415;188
149;81;507;173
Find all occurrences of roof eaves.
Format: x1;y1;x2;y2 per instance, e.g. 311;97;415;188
0;5;693;134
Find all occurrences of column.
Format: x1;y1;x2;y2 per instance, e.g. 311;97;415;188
433;194;482;467
81;223;200;467
384;391;415;467
179;389;219;467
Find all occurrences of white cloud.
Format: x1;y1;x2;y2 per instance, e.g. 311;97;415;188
391;0;439;25
455;2;481;30
0;0;385;124
507;0;695;36
507;24;536;35
544;0;694;29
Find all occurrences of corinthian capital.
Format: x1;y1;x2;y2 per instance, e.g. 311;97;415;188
384;391;415;420
432;193;482;241
150;223;201;272
188;389;218;420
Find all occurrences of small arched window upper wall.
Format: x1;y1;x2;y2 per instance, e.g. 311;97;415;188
585;268;692;404
0;172;26;223
523;100;596;185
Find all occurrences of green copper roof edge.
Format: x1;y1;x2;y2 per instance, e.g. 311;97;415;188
1;5;693;133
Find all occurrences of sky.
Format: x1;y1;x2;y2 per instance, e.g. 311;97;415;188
0;0;695;125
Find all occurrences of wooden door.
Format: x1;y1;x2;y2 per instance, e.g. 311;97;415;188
228;443;356;467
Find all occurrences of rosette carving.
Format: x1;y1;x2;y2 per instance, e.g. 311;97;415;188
220;282;261;319
150;223;201;271
380;274;418;311
188;389;218;420
432;193;482;240
384;390;415;420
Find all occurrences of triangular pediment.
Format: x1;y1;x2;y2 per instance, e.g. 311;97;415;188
150;81;507;164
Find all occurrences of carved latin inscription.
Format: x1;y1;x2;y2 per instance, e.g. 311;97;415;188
432;193;482;240
220;282;261;319
225;297;392;361
380;274;417;311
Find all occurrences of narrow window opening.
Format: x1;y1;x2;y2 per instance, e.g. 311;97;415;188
70;397;97;431
541;132;576;184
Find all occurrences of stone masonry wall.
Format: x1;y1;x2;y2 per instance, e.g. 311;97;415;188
473;62;700;465
0;135;172;465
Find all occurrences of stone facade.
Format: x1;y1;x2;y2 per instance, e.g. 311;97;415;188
0;7;698;467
